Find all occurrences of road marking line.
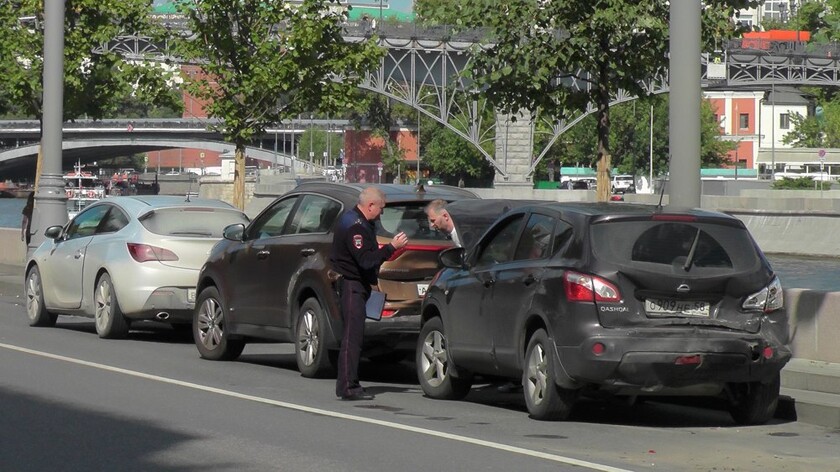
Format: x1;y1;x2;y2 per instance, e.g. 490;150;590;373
0;342;632;472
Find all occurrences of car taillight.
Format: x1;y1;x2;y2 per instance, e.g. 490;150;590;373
127;243;179;263
563;271;622;303
652;214;697;222
742;276;784;313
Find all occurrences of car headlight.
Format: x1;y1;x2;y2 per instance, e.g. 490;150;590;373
742;276;784;313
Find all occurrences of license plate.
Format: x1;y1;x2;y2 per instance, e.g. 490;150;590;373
645;298;709;317
417;283;429;297
187;288;196;303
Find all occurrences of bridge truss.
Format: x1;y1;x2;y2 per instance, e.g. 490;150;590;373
101;24;840;181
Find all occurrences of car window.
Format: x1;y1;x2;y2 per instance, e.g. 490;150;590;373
630;223;732;268
590;220;759;272
249;196;298;239
552;220;574;256
140;207;248;238
513;214;555;261
376;202;448;241
98;207;130;234
66;205;110;240
475;214;525;267
290;195;342;234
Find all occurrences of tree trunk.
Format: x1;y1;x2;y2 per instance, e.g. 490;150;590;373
233;144;246;210
595;90;612;203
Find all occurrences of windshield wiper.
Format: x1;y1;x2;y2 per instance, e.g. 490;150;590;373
683;228;701;272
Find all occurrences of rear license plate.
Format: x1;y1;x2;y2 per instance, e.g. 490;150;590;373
187;288;196;303
417;283;429;297
645;298;709;317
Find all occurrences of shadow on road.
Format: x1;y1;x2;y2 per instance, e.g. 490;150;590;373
0;385;243;471
54;319;195;344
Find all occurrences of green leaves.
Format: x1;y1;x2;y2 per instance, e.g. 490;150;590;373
177;0;382;145
0;0;180;120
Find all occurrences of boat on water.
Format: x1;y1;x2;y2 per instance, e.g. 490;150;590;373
64;167;106;218
0;181;34;199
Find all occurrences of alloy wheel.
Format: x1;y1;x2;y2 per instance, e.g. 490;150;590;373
25;270;42;322
196;296;224;351
94;277;113;333
420;329;448;387
297;309;320;367
525;341;549;406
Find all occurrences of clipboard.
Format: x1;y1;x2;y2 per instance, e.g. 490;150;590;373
365;290;386;321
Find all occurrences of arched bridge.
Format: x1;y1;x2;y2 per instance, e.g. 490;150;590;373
0;118;349;175
16;21;840;182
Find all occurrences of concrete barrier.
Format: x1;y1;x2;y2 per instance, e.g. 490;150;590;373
0;228;26;266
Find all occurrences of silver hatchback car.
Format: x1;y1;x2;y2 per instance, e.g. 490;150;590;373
25;195;249;338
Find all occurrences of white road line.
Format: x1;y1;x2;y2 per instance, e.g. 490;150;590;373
0;342;634;472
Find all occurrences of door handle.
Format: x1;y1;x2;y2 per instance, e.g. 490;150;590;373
523;274;537;286
301;248;315;256
257;250;270;259
74;251;83;259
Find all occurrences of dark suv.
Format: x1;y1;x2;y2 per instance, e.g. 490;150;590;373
417;202;790;424
192;182;477;377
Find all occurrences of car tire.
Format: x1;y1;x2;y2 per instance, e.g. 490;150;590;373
416;317;473;400
523;329;577;421
295;297;335;378
728;372;780;425
194;286;245;361
94;273;130;339
25;266;57;327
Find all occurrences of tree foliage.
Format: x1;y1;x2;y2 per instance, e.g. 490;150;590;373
413;0;755;200
420;114;494;184
533;95;734;181
0;0;181;122
175;0;383;209
782;99;840;148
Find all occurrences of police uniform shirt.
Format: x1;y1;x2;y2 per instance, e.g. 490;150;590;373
330;205;396;287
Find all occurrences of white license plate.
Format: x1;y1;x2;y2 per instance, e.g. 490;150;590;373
417;283;429;297
187;288;196;303
645;298;709;317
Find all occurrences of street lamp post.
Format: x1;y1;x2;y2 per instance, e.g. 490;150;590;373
771;82;776;181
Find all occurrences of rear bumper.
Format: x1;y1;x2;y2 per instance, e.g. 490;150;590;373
363;314;421;351
556;329;791;391
130;286;196;322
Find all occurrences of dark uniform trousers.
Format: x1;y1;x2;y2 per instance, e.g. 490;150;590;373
336;278;370;397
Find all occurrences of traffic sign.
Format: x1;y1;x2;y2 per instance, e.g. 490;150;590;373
377;162;384;170
819;149;826;161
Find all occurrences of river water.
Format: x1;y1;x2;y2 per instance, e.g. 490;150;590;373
0;197;836;291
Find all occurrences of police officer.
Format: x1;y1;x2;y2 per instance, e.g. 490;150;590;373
331;187;408;401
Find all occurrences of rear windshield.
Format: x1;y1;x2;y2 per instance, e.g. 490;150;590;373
590;220;761;272
376;202;449;241
140;207;248;238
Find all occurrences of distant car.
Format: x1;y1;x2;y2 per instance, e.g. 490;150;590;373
192;182;478;377
612;174;635;194
417;202;790;424
25;196;249;338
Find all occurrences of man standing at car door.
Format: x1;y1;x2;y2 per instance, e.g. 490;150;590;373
425;199;461;247
331;187;408;401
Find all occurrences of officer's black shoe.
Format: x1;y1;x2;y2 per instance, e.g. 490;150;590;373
338;392;375;401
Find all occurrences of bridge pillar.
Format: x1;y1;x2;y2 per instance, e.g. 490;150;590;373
494;111;534;187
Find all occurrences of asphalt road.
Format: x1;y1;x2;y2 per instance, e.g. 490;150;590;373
1;266;839;472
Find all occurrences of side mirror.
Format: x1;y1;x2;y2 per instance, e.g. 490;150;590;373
439;246;466;269
222;223;246;241
44;225;63;240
